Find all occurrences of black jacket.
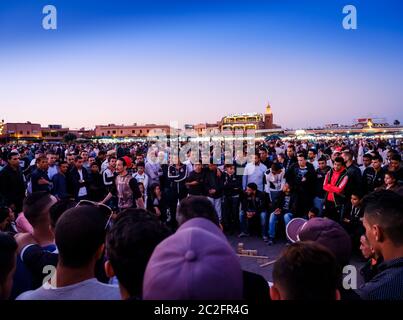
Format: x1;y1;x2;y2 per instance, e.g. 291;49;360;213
222;172;242;197
285;162;316;196
241;190;268;213
204;169;224;199
0;165;26;212
362;167;385;195
68;167;89;199
273;191;297;214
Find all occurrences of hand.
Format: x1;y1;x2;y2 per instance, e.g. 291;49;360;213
246;211;255;219
301;177;306;182
274;208;281;215
209;189;216;195
38;178;49;185
343;218;350;223
216;170;222;177
155;207;161;216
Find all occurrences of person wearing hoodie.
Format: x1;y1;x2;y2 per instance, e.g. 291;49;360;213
323;157;349;222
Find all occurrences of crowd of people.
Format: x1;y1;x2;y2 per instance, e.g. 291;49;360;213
0;136;402;300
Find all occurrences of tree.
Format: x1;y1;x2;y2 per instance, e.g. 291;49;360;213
63;133;77;143
393;120;400;126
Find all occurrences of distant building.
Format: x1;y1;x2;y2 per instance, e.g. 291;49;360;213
0;122;42;141
41;124;69;141
95;123;172;138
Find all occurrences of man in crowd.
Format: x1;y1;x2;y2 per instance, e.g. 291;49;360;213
0;152;25;213
357;190;403;300
258;147;272;169
323;157;349;222
204;163;223;223
222;164;242;234
239;183;269;241
307;149;319;170
362;154;385;195
283;145;297;171
16;206;120;300
185;161;205;196
242;153;267;192
68;156;89;201
360;153;373;174
46;152;58;180
132;161;149;191
105;208;170;300
313;156;331;216
30;155;51;193
51;161;70;200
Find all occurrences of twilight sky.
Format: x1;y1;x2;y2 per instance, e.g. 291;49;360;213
0;0;402;129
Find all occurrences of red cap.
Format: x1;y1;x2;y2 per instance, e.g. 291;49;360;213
122;156;132;168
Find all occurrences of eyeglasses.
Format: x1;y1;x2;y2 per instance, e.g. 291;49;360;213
75;200;114;230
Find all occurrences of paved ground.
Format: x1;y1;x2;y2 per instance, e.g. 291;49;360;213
226;235;366;286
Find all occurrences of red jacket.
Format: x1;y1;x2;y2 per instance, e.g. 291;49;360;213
323;167;349;203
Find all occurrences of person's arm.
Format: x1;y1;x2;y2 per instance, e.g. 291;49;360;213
129;178;145;209
324;175;348;194
242;165;248;190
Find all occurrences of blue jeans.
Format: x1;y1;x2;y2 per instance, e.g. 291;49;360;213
239;210;267;236
268;212;294;239
313;197;325;217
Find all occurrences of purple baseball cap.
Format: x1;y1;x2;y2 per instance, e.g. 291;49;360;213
143;218;243;300
286;217;352;266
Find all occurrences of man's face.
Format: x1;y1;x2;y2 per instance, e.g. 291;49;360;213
254;155;260;165
363;157;372;167
333;161;343;172
91;165;99;174
208;164;217;171
137;166;144;174
116;160;125;174
384;174;394;186
67;155;75;165
8;155;20;168
75;159;84;169
38;159;49;171
259;150;267;160
136;155;143;163
47;154;56;166
60;163;69;174
226;166;235;175
194;163;202;172
286;148;294;158
318;160;326;171
308;151;315;160
341;153;349;163
89;157;95;165
360;235;373;260
390;160;400;171
297;157;306;168
246;187;255;196
81;152;88;161
372;159;381;170
362;215;380;256
351;195;360;207
109;158;117;168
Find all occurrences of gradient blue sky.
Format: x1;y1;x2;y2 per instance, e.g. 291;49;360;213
0;0;402;129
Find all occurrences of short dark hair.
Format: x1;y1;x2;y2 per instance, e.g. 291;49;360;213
7;152;19;161
136;161;145;168
297;152;306;159
372;154;383;163
333;157;345;165
118;157;127;167
108;156;117;163
309;207;319;216
362;190;403;245
318;156;327;162
49;199;77;229
75;155;83;162
363;153;373;160
272;241;340;300
23;192;53;227
59;161;68;166
342;150;353;160
55;206;107;268
98;150;106;156
287;145;296;151
177;196;219;226
106;209;170;298
390;154;401;162
271;162;282;172
36;155;47;163
247;182;258;191
308;149;317;155
0;232;17;299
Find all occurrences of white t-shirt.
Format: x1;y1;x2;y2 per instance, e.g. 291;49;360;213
16;278;120;300
78;169;88;197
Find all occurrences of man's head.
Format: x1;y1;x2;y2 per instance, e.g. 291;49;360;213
308;207;319;220
7;152;20;169
0;232;17;300
308;149;317;160
136;162;145;175
286;145;295;158
246;183;258;196
116;158;127;174
389;154;401;172
74;156;84;170
49;199;76;232
0;207;13;232
88;156;96;166
55;206;107;269
208;163;217;171
318;156;327;171
341;150;353;165
97;150;106;161
333;157;345;172
363;153;372;167
371;154;383;170
282;182;291;193
271;241;340;300
135;154;144;164
59;161;69;175
253;153;260;165
297;153;307;168
271;162;282;174
362;190;403;259
258;148;268;160
46;152;56;166
194;161;203;173
80;151;89;162
23;192;58;230
177;196;219;227
105;209;170;299
108;156;117;169
90;163;99;174
66;153;75;166
351;193;362;207
36;155;49;171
